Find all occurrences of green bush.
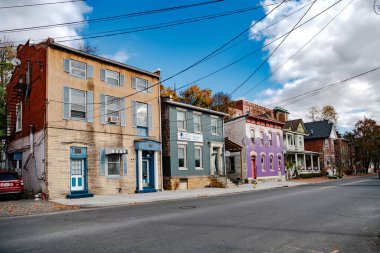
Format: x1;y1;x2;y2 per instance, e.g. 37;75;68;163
299;172;324;179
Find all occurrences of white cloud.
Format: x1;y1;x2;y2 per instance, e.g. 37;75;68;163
246;0;380;131
101;50;130;63
0;0;92;48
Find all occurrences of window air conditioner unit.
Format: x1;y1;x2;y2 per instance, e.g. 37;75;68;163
108;116;119;123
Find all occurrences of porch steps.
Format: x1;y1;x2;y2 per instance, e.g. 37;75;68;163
211;176;238;188
66;191;94;199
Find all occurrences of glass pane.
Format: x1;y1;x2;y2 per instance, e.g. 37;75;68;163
177;111;185;121
71;60;86;70
137;103;148;127
71;110;86;119
108;154;120;163
108;163;120;175
179;158;185;167
136;78;147;91
195;148;200;159
107;77;119;86
178;147;184;158
195;159;201;167
107;70;119;79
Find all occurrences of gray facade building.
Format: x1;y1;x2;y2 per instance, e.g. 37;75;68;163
161;98;228;190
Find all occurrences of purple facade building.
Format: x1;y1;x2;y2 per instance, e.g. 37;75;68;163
225;114;285;182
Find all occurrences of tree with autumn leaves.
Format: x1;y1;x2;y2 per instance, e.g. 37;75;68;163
160;84;234;117
344;117;380;172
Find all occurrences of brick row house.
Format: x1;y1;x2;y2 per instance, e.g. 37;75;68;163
304;120;338;173
225;99;287;182
6;39;162;199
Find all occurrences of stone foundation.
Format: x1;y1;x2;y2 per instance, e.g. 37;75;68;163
163;176;213;190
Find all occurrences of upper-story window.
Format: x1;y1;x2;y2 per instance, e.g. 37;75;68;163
325;139;330;149
277;134;281;147
15;103;22;132
193;113;201;133
211;117;218;135
299;136;303;148
260;131;264;145
106;69;120;86
106;96;120;124
132;77;151;93
136;102;148;137
268;132;273;146
70;60;86;78
71;89;86;119
250;129;255;144
194;146;202;169
177;110;186;130
178;144;187;170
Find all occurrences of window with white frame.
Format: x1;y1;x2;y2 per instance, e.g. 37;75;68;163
107;154;121;176
136;102;148;136
250;129;255;144
261;154;266;171
70;60;86;78
15;103;22;132
106;96;120;124
277;134;281;147
193;113;201;133
326;156;331;166
70;89;86;119
299;136;303;148
211;117;218;135
177;110;186;130
178;145;187;169
268;133;273;146
278;155;282;171
269;155;274;171
106;69;120;86
324;139;330;149
135;77;148;92
260;131;264;145
195;146;202;169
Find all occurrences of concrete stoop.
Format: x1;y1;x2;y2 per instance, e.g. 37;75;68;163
211;176;238;188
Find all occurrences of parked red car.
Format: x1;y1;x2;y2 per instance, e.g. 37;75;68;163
0;170;23;197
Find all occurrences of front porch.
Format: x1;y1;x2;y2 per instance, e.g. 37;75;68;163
285;151;321;173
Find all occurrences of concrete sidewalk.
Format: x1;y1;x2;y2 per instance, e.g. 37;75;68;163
53;180;306;208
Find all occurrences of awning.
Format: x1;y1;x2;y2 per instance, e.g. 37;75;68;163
224;137;243;152
105;148;128;155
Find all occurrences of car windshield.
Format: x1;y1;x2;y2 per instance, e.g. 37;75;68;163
0;173;19;181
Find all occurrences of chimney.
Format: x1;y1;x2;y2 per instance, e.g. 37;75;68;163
153;68;161;77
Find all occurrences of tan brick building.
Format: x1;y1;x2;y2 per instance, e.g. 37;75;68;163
6;39;162;199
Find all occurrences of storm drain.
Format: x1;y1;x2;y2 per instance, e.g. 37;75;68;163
179;206;196;209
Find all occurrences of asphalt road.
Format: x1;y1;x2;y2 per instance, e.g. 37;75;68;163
1;175;379;253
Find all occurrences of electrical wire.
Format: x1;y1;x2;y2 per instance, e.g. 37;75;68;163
0;0;224;33
243;0;353;96
0;0;85;10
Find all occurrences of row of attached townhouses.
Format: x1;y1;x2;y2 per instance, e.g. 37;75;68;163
5;39;350;199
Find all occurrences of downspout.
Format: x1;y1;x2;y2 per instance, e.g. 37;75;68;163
222;117;226;177
158;72;164;192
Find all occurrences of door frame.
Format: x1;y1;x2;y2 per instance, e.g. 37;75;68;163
70;147;88;192
142;158;150;187
251;157;257;179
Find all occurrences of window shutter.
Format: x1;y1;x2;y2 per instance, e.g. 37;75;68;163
132;100;137;127
100;148;105;176
131;77;137;89
120;74;125;86
122;154;128;175
100;68;106;81
148;103;153;129
63;87;70;119
120;97;126;126
148;81;153;93
64;59;70;73
100;94;106;124
87;65;94;78
87;91;93;123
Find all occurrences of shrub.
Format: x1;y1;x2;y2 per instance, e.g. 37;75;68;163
299;172;324;179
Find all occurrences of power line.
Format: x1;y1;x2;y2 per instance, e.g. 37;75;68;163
268;65;380;108
0;0;224;33
0;0;85;10
227;0;318;98
243;0;353;96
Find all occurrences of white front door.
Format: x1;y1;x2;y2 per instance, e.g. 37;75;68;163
71;159;85;191
142;159;149;187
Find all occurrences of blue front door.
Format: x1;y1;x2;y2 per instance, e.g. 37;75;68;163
71;159;85;191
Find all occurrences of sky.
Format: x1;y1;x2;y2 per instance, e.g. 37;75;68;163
1;0;379;132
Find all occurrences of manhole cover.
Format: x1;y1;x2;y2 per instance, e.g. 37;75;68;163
179;206;196;209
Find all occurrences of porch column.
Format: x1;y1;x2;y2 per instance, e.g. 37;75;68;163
210;145;214;176
317;157;320;171
138;149;143;191
295;154;298;167
303;154;306;170
218;147;222;175
154;151;159;190
311;155;314;171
